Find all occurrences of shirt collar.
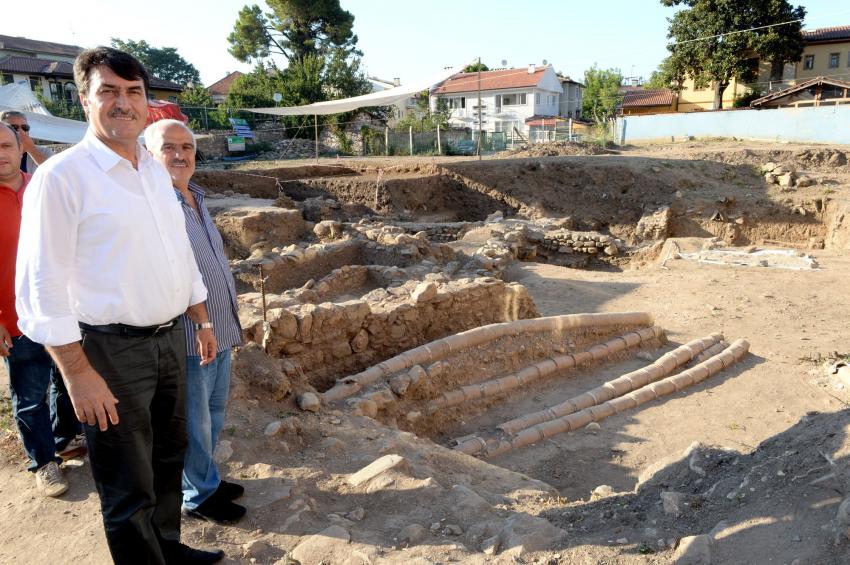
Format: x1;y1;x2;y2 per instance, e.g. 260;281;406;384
174;181;206;206
83;129;150;172
0;171;30;194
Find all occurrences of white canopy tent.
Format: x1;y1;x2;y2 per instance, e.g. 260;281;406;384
0;83;87;143
244;64;463;117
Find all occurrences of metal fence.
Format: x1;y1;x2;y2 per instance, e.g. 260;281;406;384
361;126;506;156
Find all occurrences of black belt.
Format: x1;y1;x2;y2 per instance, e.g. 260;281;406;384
79;317;181;337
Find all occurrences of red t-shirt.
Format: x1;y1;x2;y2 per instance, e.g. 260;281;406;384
0;172;31;337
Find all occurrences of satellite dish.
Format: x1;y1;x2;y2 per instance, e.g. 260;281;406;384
501;59;507;67
542;59;548;66
273;92;283;103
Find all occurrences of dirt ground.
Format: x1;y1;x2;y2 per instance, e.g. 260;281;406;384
3;139;850;564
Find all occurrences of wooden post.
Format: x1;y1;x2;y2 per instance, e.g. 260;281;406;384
314;114;319;163
203;107;209;131
437;123;441;154
409;125;413;156
477;56;482;161
384;126;389;156
568;117;573;141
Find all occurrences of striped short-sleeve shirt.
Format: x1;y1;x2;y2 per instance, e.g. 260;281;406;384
176;182;242;354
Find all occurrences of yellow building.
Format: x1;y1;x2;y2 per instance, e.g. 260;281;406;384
676;24;850;112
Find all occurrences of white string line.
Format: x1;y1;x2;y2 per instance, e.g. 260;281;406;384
667;18;805;47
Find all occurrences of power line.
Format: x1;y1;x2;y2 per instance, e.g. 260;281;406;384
668;18;804;47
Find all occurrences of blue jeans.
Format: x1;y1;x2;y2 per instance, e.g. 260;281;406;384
182;349;232;510
5;334;81;471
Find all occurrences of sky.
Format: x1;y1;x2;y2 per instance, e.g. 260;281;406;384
4;0;850;87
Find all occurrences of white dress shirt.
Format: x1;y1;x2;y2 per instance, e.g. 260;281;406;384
15;130;207;346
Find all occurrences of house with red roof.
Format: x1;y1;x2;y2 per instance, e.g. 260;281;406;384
206;71;244;104
430;64;564;137
0;34;183;104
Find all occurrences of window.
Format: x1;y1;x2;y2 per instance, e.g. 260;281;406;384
63;82;78;102
49;81;63;102
804;55;814;70
446;97;465;109
1;74;12;85
518;93;526;104
535;93;540;104
829;53;840;69
29;76;40;92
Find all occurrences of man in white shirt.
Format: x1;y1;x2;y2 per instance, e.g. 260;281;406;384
16;47;223;565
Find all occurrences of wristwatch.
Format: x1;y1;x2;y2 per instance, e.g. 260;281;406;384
195;321;214;331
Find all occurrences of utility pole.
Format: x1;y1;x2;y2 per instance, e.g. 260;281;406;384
476;57;483;161
314;114;319;164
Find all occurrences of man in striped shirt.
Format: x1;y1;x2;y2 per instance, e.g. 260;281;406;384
145;120;246;525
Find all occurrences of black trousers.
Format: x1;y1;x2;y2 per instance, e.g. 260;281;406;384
80;322;187;565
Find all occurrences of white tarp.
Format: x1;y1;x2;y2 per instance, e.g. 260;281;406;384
0;82;88;143
245;64;466;116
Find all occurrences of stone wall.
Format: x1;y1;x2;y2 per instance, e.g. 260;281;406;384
238;277;539;390
212;206;307;259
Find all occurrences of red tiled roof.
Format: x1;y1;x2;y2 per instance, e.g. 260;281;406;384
432;67;548;94
207;71;243;95
0;35;83;58
622;88;675;107
525;115;565;126
803;25;850;43
0;55;74;76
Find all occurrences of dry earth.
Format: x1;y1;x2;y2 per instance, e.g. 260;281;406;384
3;139;850;565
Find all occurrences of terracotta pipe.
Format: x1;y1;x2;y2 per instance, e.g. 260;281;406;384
427;326;664;412
495;333;723;435
468;339;749;458
322;311;654;403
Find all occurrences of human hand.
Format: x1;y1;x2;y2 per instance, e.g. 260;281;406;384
0;325;12;358
196;328;217;366
65;368;119;431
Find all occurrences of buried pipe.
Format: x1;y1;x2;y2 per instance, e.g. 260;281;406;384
458;339;749;459
494;332;723;436
427;326;665;412
322;311;654;404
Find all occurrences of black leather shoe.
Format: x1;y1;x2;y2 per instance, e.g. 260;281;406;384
215;479;245;501
186;494;247;525
162;541;224;564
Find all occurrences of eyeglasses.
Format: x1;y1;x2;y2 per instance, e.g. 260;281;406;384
8;124;30;132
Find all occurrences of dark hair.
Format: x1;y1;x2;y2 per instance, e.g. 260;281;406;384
0;123;20;147
74;46;150;96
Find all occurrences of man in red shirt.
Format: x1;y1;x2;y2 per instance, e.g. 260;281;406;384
0;123;81;496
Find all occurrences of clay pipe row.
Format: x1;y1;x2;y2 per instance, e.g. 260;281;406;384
322;311;654;403
455;339;749;459
427;326;665;412
494;332;724;436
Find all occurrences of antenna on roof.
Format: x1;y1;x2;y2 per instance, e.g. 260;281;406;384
501;59;507;67
542;59;548;66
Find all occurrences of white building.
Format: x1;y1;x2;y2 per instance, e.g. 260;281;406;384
559;75;584;119
430;64;564;136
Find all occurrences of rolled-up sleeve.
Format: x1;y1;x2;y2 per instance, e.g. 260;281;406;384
15;172;82;346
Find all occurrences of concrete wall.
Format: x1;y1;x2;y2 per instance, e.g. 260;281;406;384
618;104;850;145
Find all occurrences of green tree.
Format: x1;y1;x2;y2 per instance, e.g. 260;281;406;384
661;0;806;109
227;0;358;64
111;38;201;86
225;62;285;108
179;85;215;107
644;57;679;89
582;65;624;122
462;61;489;73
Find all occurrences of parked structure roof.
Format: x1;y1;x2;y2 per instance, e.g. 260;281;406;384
751;76;850;107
